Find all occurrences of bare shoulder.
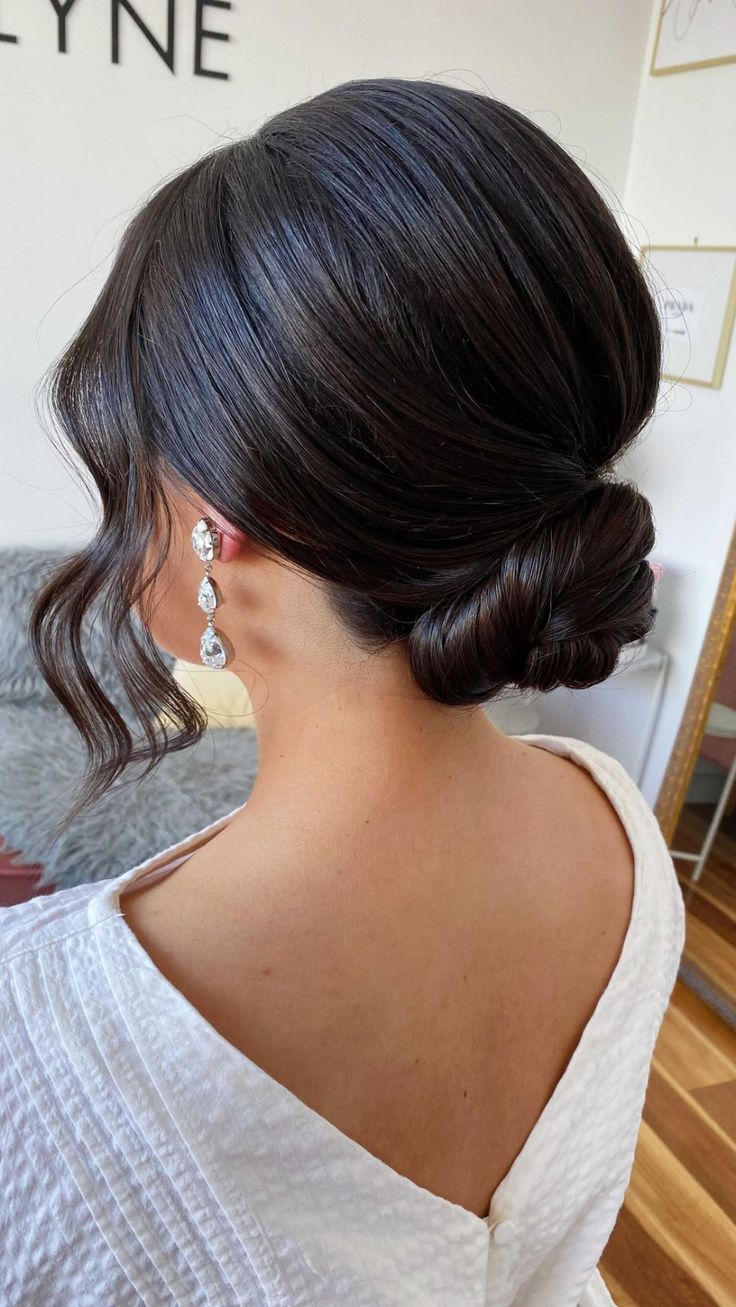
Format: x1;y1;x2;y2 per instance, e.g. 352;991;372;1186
513;735;636;871
507;736;636;979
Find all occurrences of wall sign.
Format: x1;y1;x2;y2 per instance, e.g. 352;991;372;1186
639;245;736;389
0;0;232;79
651;0;736;75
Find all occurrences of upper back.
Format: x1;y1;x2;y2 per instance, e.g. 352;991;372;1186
109;731;681;1220
0;732;685;1307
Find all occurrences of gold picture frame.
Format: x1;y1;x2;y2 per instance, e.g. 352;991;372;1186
655;524;736;842
638;245;736;389
650;1;736;76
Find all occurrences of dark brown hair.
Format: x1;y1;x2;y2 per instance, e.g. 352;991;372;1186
30;77;660;833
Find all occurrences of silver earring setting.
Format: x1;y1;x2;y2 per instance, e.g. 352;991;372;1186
191;517;231;669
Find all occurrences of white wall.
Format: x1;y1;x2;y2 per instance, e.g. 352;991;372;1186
621;6;736;802
530;3;736;805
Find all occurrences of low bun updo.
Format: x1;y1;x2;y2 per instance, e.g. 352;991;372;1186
407;480;656;707
30;76;664;824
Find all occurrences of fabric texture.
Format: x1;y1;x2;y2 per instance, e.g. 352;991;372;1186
0;547;260;890
0;702;260;891
0;733;684;1306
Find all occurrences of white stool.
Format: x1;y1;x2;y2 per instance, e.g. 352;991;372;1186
670;701;736;882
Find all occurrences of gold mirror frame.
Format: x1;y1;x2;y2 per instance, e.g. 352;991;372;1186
655;525;736;843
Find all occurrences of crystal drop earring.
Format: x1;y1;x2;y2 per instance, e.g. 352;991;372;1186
191;516;232;669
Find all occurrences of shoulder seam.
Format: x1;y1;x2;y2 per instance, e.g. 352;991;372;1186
0;912;120;970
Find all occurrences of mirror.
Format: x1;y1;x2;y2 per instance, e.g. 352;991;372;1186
658;526;736;1022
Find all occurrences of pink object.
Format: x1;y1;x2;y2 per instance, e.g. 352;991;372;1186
701;631;736;773
204;503;246;564
0;839;55;908
649;561;663;582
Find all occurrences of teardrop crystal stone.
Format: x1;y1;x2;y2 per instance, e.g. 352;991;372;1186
198;576;217;614
191;518;218;562
200;627;228;669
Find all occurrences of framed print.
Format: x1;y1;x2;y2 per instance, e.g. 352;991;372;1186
639;245;736;389
651;0;736;75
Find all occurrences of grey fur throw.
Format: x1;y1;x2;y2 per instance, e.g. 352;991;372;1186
0;547;259;890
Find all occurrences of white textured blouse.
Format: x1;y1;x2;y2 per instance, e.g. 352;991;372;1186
0;733;684;1307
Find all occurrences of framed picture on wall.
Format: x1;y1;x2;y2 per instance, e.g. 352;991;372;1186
651;1;736;75
638;245;736;389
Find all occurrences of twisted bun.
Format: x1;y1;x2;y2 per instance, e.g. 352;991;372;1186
407;481;656;707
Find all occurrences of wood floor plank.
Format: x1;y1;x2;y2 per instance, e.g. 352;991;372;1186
654;1001;736;1090
599;1268;637;1306
691;1080;736;1146
624;1121;736;1303
642;1067;736;1220
682;890;736;952
679;872;736;928
674;808;736;913
701;862;736;919
683;915;736;1004
669;983;736;1068
601;1203;718;1306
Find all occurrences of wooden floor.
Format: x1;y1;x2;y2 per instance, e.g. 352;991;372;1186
599;980;736;1304
672;805;736;1021
601;801;736;1303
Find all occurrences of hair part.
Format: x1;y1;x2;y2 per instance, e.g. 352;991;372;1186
30;76;661;835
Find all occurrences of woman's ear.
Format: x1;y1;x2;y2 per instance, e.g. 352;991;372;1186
204;503;247;564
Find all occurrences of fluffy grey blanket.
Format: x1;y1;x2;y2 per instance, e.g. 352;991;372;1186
0;547;259;890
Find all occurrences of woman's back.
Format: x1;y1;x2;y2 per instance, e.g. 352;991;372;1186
0;733;684;1306
119;729;639;1221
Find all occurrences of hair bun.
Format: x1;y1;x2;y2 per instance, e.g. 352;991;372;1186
407;480;656;707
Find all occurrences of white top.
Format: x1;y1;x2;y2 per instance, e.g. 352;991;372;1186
0;733;684;1307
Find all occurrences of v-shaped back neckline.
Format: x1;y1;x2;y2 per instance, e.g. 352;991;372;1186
89;732;645;1240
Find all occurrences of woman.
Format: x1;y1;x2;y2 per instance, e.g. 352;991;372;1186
1;78;683;1305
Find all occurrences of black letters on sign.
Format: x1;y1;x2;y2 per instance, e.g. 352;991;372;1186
112;0;176;72
0;0;232;78
195;0;231;79
46;0;81;56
